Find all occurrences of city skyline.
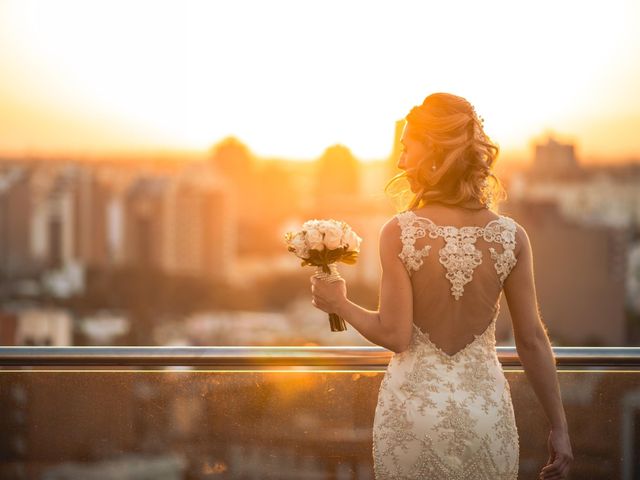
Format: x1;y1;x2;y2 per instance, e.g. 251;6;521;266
1;0;640;163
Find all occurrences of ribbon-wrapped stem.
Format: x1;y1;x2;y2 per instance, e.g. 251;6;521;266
313;263;348;332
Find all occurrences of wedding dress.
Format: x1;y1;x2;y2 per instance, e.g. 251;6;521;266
372;209;520;479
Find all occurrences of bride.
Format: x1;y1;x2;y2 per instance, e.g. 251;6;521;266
310;93;573;479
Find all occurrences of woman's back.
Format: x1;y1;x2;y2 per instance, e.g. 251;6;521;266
373;202;521;478
396;203;519;356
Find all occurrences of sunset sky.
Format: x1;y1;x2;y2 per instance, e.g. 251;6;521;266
1;0;639;163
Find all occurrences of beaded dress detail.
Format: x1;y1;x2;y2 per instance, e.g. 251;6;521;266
372;210;520;479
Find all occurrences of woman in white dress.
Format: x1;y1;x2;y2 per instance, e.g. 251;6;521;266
310;93;573;479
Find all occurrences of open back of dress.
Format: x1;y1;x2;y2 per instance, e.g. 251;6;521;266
396;209;518;356
372;207;521;479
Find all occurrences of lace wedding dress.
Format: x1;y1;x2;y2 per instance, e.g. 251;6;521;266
372;209;520;479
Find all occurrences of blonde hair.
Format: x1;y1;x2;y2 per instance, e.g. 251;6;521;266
385;92;507;212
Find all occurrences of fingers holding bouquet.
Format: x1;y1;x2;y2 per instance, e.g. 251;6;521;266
310;274;347;314
285;218;362;332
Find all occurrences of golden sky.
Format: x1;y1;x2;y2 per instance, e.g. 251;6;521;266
1;0;639;162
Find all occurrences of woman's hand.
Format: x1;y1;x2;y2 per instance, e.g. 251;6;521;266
310;275;347;315
539;428;573;479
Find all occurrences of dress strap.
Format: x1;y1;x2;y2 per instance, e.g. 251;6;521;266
396;212;431;274
484;216;518;285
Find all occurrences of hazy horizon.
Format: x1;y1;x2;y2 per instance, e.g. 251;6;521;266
0;138;635;167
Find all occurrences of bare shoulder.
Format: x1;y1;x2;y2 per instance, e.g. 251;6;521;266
380;213;401;233
379;214;403;239
378;214;404;252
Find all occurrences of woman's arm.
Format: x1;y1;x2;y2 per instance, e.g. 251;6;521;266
503;222;573;478
311;216;413;353
504;224;568;428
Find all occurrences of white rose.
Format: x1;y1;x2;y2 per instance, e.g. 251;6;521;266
306;227;325;251
302;219;320;231
316;221;328;233
290;232;309;258
319;219;338;234
324;225;344;250
344;229;362;252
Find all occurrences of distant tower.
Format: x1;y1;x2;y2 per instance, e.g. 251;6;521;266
313;144;360;213
208;136;256;185
530;135;582;180
387;119;405;179
208;135;258;214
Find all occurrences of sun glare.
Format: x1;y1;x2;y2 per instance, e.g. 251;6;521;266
0;0;639;160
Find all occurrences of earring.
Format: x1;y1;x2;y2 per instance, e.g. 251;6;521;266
431;158;437;171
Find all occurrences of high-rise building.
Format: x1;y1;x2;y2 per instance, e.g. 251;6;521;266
529;136;583;180
0;166;37;276
122;169;235;281
122;175;172;270
41;166;77;271
71;166;113;268
498;198;629;346
163;171;234;280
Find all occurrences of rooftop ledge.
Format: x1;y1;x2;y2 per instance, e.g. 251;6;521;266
1;346;640;369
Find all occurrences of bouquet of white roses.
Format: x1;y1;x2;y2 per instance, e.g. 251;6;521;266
284;219;362;331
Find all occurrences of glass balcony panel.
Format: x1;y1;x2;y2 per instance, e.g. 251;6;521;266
0;348;638;479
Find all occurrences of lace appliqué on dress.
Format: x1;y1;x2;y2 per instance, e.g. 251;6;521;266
395;211;518;299
372;317;519;479
484;223;517;285
397;212;432;272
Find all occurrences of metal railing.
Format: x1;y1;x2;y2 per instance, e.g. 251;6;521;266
1;346;639;368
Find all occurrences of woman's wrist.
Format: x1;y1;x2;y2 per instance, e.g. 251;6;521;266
334;297;352;319
550;417;569;432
